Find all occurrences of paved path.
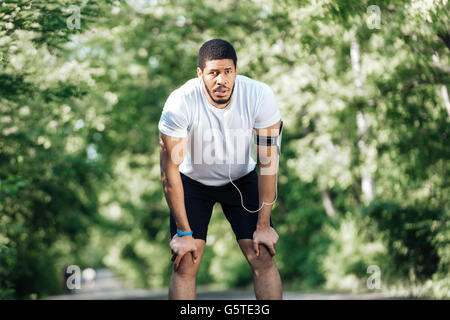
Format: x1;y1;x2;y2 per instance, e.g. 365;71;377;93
45;269;403;300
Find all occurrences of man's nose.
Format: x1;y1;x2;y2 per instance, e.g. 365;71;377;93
216;73;227;85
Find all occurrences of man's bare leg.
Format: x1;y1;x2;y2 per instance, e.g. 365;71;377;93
238;239;282;300
169;239;206;300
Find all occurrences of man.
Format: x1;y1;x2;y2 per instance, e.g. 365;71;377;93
159;39;282;300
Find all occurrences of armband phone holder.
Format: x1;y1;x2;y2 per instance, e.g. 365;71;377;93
253;120;283;155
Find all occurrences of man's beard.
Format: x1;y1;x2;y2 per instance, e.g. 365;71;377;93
204;81;235;105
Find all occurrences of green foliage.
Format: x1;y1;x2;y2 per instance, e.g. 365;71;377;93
274;171;332;289
362;201;443;282
322;202;449;297
321;213;386;292
0;0;112;298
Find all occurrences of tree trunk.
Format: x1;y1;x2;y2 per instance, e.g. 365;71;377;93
350;33;374;204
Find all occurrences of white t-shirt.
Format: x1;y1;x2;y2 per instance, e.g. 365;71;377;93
158;74;281;186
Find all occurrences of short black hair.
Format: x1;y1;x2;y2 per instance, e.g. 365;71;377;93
198;38;237;71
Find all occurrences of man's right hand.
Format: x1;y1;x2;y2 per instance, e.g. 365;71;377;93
170;234;198;271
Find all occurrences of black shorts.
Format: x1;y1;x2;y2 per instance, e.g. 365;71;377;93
169;169;273;241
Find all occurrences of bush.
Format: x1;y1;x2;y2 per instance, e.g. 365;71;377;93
321;213;385;292
362;201;443;283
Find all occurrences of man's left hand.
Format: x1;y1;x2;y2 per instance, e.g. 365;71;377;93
252;226;279;257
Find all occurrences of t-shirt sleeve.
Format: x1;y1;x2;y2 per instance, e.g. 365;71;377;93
158;90;189;138
254;84;281;129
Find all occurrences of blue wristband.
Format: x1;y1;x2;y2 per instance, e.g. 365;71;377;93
177;230;193;237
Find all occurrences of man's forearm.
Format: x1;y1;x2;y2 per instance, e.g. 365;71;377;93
257;142;279;227
161;167;191;232
257;171;277;228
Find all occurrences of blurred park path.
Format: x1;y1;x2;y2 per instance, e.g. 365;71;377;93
45;269;400;300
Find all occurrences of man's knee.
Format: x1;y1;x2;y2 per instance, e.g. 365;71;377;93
173;253;200;278
246;245;275;274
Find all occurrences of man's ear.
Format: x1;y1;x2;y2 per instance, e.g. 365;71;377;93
197;67;202;77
